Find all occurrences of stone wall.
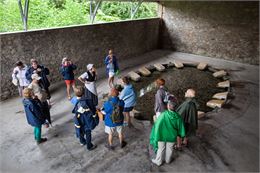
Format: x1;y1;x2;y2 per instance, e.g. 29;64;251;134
0;18;160;100
159;1;259;65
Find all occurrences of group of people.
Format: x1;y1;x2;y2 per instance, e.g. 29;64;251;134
150;78;199;166
13;49;199;166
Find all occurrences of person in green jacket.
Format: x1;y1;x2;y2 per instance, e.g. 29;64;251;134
150;99;185;166
176;89;198;147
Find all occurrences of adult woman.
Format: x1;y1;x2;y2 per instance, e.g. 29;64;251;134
60;57;77;100
26;59;51;102
78;64;98;106
119;77;136;127
12;61;30;96
104;49;119;88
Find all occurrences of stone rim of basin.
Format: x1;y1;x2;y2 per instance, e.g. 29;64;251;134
114;61;231;118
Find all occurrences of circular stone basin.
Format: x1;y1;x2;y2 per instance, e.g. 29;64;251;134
132;67;227;121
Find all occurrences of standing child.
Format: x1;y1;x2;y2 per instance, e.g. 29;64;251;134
104;49;119;88
98;88;127;150
72;86;99;150
60;57;77;100
22;88;47;144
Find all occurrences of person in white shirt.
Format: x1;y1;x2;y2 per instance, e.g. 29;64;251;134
78;64;98;107
12;61;30;96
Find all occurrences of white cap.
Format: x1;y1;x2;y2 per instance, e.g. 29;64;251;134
31;74;41;80
87;64;94;71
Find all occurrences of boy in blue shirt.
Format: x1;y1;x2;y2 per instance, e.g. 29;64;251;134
98;88;127;150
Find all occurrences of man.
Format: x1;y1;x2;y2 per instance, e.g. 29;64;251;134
26;59;51;102
176;89;198;147
98;88;127;150
150;99;185;166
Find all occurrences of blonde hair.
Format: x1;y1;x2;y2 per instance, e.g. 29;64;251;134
185;89;196;98
23;88;33;99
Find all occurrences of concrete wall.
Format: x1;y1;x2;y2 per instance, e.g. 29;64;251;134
159;1;259;65
0;18;160;100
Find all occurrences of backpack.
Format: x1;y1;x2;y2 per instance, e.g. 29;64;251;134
109;100;124;124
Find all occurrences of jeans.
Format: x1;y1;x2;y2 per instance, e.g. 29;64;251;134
34;126;41;141
79;129;93;150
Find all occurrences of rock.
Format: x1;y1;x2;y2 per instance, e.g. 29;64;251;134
168;62;175;67
198;111;205;119
206;99;225;108
138;67;151;76
128;71;141;82
154;63;166;72
212;92;228;100
213;70;227;78
217;80;230;88
197;62;208;70
173;60;184;68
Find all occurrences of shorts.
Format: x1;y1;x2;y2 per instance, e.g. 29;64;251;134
65;80;75;85
105;126;123;134
123;106;134;112
109;72;115;78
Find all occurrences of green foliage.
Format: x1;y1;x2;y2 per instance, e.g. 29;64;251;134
0;0;158;33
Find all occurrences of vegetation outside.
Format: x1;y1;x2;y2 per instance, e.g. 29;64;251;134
0;0;158;33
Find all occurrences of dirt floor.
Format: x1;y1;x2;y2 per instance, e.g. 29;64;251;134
0;50;259;173
133;67;226;121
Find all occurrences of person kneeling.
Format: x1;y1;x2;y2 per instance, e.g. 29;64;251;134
98;88;127;150
72;86;99;151
150;100;185;166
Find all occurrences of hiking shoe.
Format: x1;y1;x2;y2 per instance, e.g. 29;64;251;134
120;141;127;148
88;144;97;151
36;138;47;145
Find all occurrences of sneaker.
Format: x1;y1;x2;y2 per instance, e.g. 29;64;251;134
36;138;47;145
120;141;127;148
80;143;86;146
88;144;97;151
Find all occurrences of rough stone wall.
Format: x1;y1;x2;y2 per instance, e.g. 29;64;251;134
159;1;259;65
0;18;159;100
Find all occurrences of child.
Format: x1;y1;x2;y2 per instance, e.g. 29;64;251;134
98;88;127;150
22;88;47;144
60;57;77;100
72;86;99;150
104;49;119;88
